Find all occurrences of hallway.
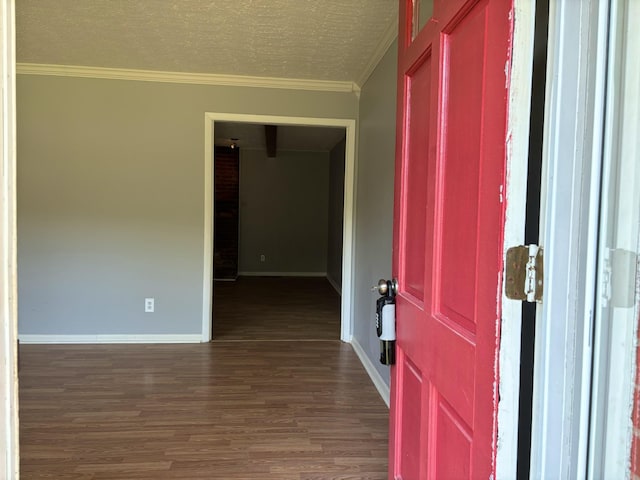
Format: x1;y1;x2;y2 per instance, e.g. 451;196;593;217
19;277;388;479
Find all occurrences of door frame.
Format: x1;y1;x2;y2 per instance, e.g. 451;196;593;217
0;0;19;476
587;0;640;475
201;113;357;342
496;0;538;477
529;0;610;477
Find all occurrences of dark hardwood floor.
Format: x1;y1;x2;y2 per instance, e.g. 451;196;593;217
213;276;341;341
19;277;388;479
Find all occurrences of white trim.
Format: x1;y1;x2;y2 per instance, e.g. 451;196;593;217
587;0;640;476
496;1;536;478
575;3;611;477
340;119;357;344
529;0;609;477
16;63;360;94
203;113;357;344
351;338;390;408
326;274;342;296
356;15;398;89
0;0;18;476
18;334;202;344
238;271;327;277
203;115;214;342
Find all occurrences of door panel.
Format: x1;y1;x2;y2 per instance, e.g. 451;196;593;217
403;54;431;302
436;398;472;478
398;357;424;479
438;10;486;332
391;0;512;478
429;320;475;425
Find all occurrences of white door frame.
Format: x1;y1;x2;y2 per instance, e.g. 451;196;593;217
202;113;357;343
529;0;610;478
495;0;537;476
0;0;19;476
587;0;640;476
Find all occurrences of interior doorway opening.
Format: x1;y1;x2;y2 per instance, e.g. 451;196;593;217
211;121;347;342
201;113;357;344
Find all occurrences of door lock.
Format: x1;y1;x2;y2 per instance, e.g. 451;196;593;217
372;278;398;365
371;278;398;297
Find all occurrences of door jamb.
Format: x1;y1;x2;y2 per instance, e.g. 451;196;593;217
495;1;537;477
529;0;609;477
587;0;640;475
202;113;357;343
0;0;19;475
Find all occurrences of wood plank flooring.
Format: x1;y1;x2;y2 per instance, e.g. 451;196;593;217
213;277;341;341
19;278;388;479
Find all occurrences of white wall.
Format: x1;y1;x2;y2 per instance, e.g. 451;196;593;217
238;148;330;275
16;75;357;339
352;40;398;392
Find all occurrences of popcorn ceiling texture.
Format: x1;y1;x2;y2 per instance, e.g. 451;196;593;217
16;0;397;83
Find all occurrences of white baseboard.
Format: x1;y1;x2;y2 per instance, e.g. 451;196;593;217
350;337;390;407
18;334;203;344
238;271;327;277
326;275;342;295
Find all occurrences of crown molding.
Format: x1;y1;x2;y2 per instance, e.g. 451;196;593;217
355;14;399;88
16;63;361;94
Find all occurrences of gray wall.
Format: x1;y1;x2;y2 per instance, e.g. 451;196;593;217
16;47;398;396
17;75;357;336
326;138;346;291
238;148;329;275
352;40;398;388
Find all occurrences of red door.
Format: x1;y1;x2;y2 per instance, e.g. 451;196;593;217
390;0;513;478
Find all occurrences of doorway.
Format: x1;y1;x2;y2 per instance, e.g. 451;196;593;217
211;121;347;341
201;113;357;344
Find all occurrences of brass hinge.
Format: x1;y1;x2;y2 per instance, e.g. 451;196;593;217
505;245;543;302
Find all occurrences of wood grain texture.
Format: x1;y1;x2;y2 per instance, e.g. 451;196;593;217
213;277;341;341
20;278;387;479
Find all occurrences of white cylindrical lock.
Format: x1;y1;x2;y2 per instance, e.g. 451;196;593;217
380;304;396;341
374;279;397;366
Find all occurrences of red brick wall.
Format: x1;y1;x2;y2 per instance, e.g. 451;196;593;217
214;147;239;279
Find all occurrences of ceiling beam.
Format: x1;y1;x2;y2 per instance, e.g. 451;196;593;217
265;125;277;158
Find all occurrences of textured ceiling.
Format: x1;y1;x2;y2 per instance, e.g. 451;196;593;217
16;0;398;84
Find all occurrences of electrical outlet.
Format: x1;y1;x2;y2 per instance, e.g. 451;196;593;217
144;298;155;313
260;254;266;262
